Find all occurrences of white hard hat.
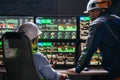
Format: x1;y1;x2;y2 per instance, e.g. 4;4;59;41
18;22;42;40
84;0;112;13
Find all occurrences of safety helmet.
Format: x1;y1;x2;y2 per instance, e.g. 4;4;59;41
84;0;112;13
18;22;42;40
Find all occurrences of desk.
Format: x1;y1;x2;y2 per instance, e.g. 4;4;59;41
57;68;108;75
0;67;108;80
57;68;108;80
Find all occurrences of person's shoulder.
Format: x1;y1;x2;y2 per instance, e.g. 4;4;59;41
33;51;48;60
90;17;105;26
34;51;45;57
103;14;120;23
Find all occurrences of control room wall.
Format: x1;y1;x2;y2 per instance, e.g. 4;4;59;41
0;0;88;16
0;0;120;17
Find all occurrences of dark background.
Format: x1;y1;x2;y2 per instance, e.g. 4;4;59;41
0;0;120;16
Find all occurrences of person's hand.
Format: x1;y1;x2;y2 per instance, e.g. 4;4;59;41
59;73;69;80
67;68;76;73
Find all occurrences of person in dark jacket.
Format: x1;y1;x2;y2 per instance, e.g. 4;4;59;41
67;0;120;80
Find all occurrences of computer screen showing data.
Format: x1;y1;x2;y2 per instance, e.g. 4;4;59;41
79;16;102;66
35;16;77;39
0;16;34;65
35;16;78;68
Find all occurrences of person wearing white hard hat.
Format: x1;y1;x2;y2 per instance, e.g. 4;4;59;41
67;0;120;80
18;22;69;80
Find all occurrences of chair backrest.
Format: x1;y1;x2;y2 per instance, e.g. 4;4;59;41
2;32;40;80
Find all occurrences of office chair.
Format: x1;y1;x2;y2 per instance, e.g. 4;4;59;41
2;32;40;80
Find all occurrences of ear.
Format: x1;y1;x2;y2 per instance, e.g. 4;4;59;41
95;10;101;16
33;39;37;44
32;38;38;48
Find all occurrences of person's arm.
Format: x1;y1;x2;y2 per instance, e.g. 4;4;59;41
33;52;68;80
75;22;105;73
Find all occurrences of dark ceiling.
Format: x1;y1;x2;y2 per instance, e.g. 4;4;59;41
0;0;119;16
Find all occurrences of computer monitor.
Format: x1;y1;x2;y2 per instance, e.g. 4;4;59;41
35;16;77;39
37;41;75;67
0;16;34;65
0;16;34;38
79;16;102;66
79;16;90;40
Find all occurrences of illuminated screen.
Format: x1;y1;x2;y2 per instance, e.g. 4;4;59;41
38;42;75;53
57;42;75;52
36;17;77;39
0;41;2;46
37;41;75;65
80;42;102;66
38;42;57;52
36;16;77;67
0;16;34;63
80;17;102;66
0;16;34;38
80;16;90;40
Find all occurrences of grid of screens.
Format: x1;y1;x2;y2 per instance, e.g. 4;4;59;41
0;16;102;67
35;17;77;39
0;16;34;65
35;16;77;67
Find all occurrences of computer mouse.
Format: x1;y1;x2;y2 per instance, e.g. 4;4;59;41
83;67;89;71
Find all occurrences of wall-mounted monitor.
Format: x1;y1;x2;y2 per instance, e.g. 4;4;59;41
79;16;90;40
0;16;34;38
0;16;34;65
79;16;102;66
35;16;78;68
35;16;77;39
37;41;75;67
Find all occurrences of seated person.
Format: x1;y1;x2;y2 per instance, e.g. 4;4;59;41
18;22;68;80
